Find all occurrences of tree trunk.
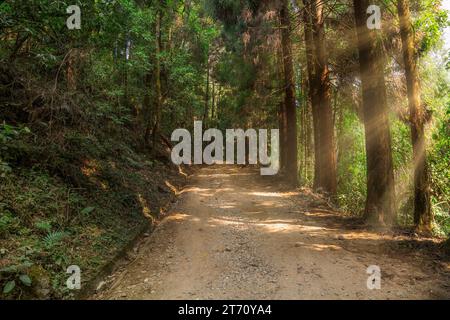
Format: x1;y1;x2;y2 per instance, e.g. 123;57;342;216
211;80;216;120
143;72;152;144
303;0;322;190
353;0;396;226
280;0;298;186
152;7;163;152
304;71;313;183
203;57;210;125
279;98;288;172
310;0;337;195
397;0;432;233
277;44;288;172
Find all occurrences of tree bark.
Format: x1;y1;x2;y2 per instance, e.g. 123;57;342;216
397;0;432;232
303;0;322;189
143;76;152;143
280;0;298;186
277;44;289;172
211;80;216;120
310;0;337;195
152;7;163;152
204;57;210;125
353;0;396;226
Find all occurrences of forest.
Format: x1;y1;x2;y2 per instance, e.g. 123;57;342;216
0;0;449;300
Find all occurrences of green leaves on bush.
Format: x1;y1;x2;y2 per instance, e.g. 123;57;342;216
81;206;95;215
34;220;52;233
42;231;69;249
19;274;32;287
3;280;15;294
0;212;19;237
1;273;32;295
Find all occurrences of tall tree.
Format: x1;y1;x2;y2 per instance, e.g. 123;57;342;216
204;54;210;124
143;2;163;150
280;0;298;186
152;5;163;152
303;0;322;190
307;0;337;195
353;0;396;226
397;0;432;232
277;43;289;172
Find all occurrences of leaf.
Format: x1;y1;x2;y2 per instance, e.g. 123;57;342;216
81;207;95;215
43;231;68;248
0;265;18;274
3;280;15;294
19;274;32;286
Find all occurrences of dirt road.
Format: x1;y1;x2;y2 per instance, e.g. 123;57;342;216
94;166;450;300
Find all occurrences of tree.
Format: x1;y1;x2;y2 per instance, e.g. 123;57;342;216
353;0;396;226
277;44;289;172
303;0;337;195
203;52;210;124
303;0;322;191
280;0;298;186
397;0;432;233
152;4;163;152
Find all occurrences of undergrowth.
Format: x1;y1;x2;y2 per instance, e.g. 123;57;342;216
0;121;182;299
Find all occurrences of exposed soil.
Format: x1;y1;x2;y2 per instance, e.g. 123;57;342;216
93;166;450;300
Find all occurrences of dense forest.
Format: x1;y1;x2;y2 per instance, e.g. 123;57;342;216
0;0;449;299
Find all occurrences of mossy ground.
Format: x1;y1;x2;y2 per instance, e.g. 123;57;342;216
0;126;185;299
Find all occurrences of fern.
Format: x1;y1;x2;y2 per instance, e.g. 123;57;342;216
42;231;68;248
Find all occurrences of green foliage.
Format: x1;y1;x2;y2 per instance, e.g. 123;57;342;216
0;118;184;298
0;261;33;296
421;53;450;235
19;274;32;287
414;0;450;55
3;280;15;294
0;124;30;176
80;207;95;216
34;220;52;233
42;231;69;249
0;211;20;238
336;108;367;215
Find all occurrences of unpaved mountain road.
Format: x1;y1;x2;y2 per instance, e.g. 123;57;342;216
93;166;450;300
